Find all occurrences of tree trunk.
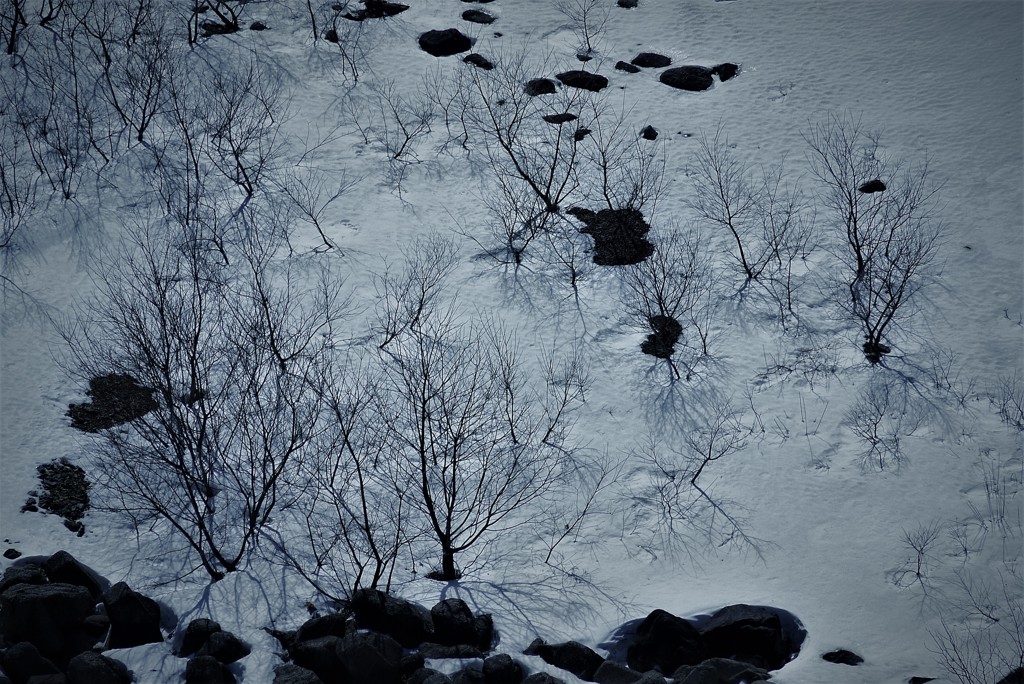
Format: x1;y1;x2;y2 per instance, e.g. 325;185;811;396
440;548;459;580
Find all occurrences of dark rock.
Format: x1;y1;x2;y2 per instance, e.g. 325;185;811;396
185;655;235;684
908;678;935;684
821;649;863;666
483;654;524;684
543;113;578;125
998;668;1024;684
524;79;557;96
525;639;604;682
0;583;95;663
522;675;565;684
615;61;641;74
294;613;350;644
21;502;38;513
323;28;339;42
62;519;85;537
640;125;658;140
577;53;593;62
430;598;476;647
711;63;739;81
81;613;109;639
626;609;702;674
42;551;104;599
273;664;324;684
660;66;714;92
408;668;448;684
24;675;67;684
249;21;268;30
450;669;485;684
641;315;682;359
336;631;403;684
352;588;434;647
67;374;157;433
464;54;495;70
617;0;638;7
462;9;495;24
699;605;790;670
289;636;344;679
179;618;222;657
419;643;483;659
461;0;495;3
66;652;131;684
858;179;886;193
474;614;494;651
34;459;89;522
343;1;409;20
102;582;164;649
592;660;644;684
0;565;48;595
556;71;609;92
571;207;654;266
401;652;427;677
631;52;671;68
419;29;473;57
574;128;592;141
2;642;62;684
198;630;251;665
672;658;771;684
4;548;21;560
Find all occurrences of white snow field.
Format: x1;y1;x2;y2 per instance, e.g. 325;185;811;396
1;1;1021;683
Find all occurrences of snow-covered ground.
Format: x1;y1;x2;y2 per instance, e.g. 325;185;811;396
1;1;1021;683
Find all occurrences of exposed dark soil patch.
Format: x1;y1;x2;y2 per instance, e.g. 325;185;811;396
641;315;682;358
343;0;409;20
67;373;158;433
35;458;90;523
568;207;654;266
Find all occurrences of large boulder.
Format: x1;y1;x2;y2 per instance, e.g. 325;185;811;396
671;658;771;684
102;582;163;649
430;598;477;647
592;660;643;684
659;66;714;92
462;9;495;23
289;636;344;680
197;630;251;664
522;675;565;684
0;583;96;664
699;605;791;670
351;589;434;647
65;651;132;684
2;641;62;684
336;631;403;684
41;552;104;600
294;613;350;644
0;565;48;595
556;71;609;92
419;29;473;57
526;639;605;682
178;618;222;657
626;609;702;674
273;664;324;684
185;655;235;684
482;654;524;684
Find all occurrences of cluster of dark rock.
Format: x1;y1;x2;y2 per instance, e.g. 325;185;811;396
269;589;497;684
567;207;654;266
66;373;157;434
21;458;90;537
613;52;740;92
0;551;160;684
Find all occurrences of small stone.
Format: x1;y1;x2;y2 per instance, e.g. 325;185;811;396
3;548;21;560
822;649;864;666
640;125;658;140
250;21;268;30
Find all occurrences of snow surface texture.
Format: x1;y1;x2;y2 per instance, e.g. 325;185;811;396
1;1;1022;683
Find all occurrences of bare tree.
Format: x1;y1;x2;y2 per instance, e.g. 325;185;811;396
620;224;718;378
380;313;588;580
805;113;943;362
555;0;611;57
61;219;345;580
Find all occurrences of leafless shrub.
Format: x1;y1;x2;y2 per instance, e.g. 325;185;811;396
844;373;913;470
931;569;1024;684
580;103;665;215
60;219;346;580
555;0;611;57
620;224;718;378
891;520;943;589
994;372;1024;431
805;112;943;363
